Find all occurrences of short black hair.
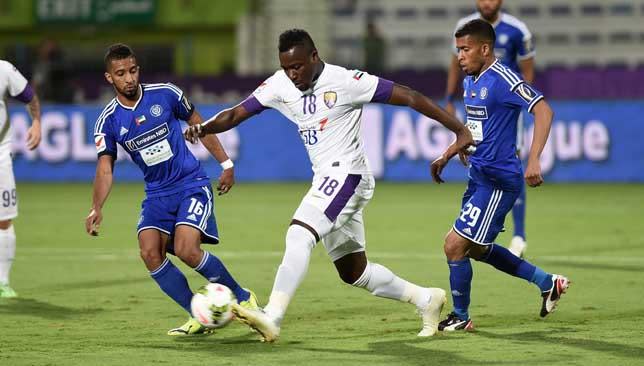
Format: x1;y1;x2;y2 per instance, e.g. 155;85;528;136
455;19;496;47
278;29;316;53
104;43;135;69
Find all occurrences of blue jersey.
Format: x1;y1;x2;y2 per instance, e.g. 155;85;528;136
454;12;534;73
463;60;543;174
94;83;209;198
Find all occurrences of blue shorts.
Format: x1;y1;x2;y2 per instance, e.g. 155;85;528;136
137;184;219;244
453;165;522;245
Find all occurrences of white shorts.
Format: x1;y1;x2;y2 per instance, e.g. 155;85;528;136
292;169;375;261
0;150;18;221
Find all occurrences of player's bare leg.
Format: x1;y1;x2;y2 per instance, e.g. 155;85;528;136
335;251;446;337
139;229;211;335
0;219;17;298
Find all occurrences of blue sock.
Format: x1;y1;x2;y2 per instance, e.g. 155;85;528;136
150;258;193;314
478;244;553;291
512;184;526;239
194;251;249;302
448;258;472;320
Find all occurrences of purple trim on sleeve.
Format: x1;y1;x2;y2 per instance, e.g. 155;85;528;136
14;84;34;103
241;96;268;115
370;78;394;103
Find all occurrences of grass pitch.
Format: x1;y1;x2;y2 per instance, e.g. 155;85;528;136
1;182;643;365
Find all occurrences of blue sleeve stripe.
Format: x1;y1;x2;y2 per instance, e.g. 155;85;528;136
492;63;521;84
94;99;117;135
491;64;522;90
145;83;183;100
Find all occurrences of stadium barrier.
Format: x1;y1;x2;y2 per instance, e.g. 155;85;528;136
8;101;644;182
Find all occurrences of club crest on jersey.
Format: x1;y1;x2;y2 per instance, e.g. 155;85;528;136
135;115;146;125
480;87;488;100
323;91;337;108
150;104;163;117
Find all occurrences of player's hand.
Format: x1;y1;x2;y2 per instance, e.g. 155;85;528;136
26;120;41;150
184;124;205;144
524;158;544;187
217;167;235;195
430;155;449;184
458;149;470;166
85;207;102;236
454;128;474;153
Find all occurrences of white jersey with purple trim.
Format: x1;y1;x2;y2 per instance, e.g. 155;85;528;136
0;60;29;149
248;63;391;175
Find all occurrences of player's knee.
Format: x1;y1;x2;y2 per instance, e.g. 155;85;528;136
338;267;362;284
173;240;202;267
444;233;468;260
286;224;317;250
139;247;164;268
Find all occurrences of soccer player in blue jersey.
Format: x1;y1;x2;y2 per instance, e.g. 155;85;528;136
431;20;569;331
446;0;534;257
85;44;259;335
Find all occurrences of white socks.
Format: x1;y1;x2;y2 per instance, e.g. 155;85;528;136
264;225;316;325
352;261;430;309
0;224;16;285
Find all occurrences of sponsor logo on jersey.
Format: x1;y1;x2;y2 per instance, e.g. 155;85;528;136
463;227;472;235
470;90;477;98
94;134;106;152
465;105;488;119
119;126;129;136
514;83;538;103
480;87;488;100
186;213;197;221
125;123;170;151
135;115;146;125
353;71;364;80
150;104;163;117
323;91;337;108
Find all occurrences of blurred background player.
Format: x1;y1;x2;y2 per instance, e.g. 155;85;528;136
85;44;258;335
431;19;568;331
0;59;41;298
445;0;534;257
185;29;473;342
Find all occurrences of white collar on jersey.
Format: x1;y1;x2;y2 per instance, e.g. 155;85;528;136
474;59;499;83
116;84;143;110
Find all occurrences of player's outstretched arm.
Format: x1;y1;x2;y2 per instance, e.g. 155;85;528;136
525;99;553;187
184;104;254;144
187;109;235;195
86;155;114;236
387;83;473;159
25;93;41;150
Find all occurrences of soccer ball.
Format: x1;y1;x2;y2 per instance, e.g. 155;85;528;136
190;283;236;328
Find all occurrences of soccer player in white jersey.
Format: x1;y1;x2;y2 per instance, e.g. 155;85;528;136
185;29;473;341
0;60;41;298
445;0;535;258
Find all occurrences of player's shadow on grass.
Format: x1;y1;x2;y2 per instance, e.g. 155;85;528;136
534;259;644;273
475;329;644;360
39;277;150;292
0;298;104;319
296;336;575;365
